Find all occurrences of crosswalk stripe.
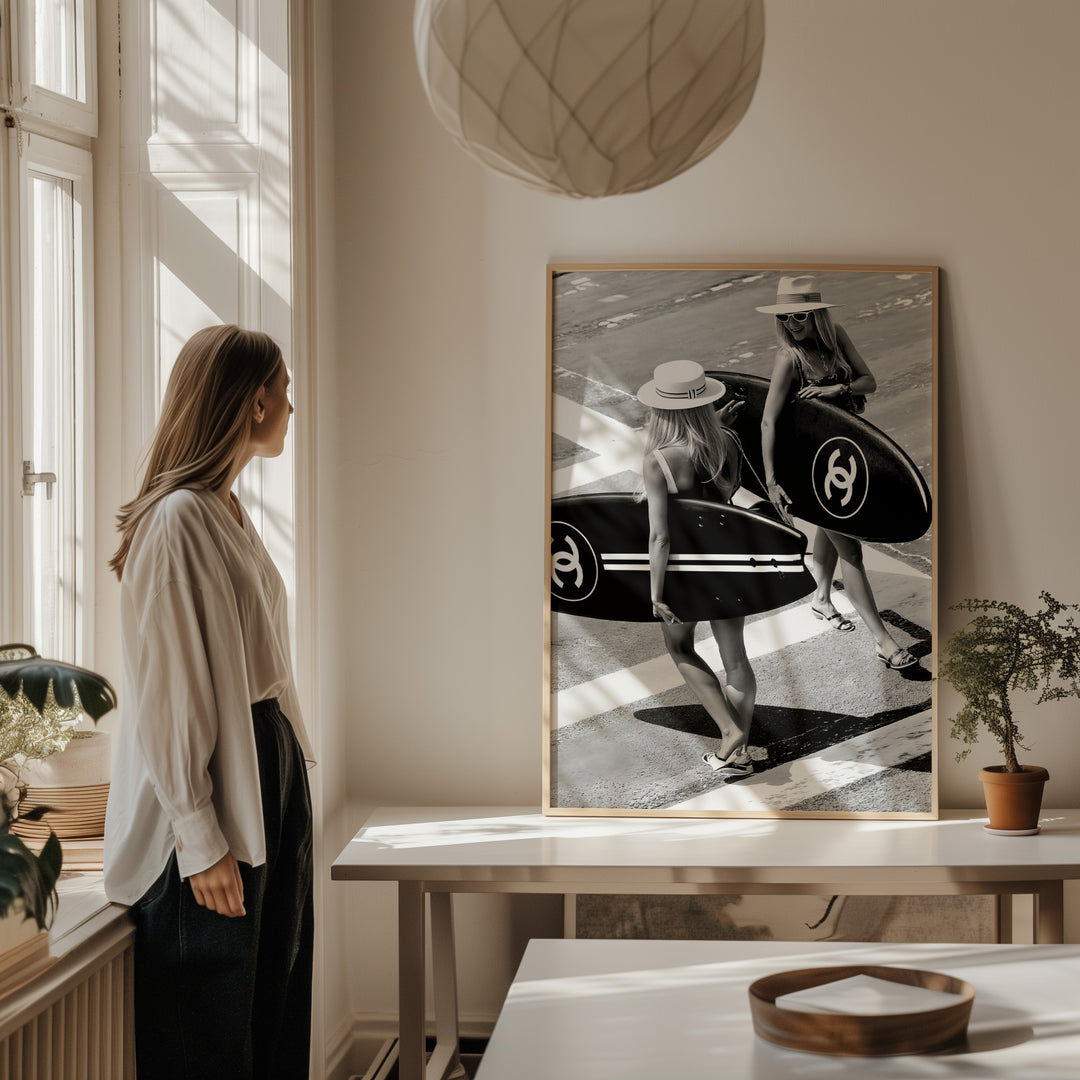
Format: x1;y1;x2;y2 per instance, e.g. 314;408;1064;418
667;711;933;812
552;399;644;495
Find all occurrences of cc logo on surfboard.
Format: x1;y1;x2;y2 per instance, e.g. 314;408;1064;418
811;437;869;520
551;521;599;603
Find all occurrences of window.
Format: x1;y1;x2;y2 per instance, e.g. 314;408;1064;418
20;138;93;660
8;0;97;135
1;0;96;661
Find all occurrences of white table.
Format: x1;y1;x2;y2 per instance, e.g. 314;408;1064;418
331;807;1080;1080
476;939;1080;1079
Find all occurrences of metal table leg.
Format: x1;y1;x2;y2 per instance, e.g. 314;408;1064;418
398;881;426;1080
996;893;1014;943
1035;881;1065;944
427;892;463;1080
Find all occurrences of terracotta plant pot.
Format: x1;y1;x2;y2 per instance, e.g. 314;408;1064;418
978;765;1050;834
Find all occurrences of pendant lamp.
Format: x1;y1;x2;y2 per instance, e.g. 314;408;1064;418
414;0;765;198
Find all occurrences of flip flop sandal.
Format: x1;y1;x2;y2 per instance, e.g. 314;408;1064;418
877;647;917;670
702;751;754;777
811;606;855;632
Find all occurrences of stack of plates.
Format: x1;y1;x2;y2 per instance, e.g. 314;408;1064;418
14;783;109;841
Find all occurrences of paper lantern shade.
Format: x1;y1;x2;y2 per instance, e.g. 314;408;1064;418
414;0;765;198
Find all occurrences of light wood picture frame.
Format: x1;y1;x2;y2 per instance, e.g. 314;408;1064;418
544;264;937;818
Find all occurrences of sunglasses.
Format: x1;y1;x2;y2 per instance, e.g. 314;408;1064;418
776;312;810;324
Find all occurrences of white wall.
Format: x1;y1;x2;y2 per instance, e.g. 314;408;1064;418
315;0;1080;1046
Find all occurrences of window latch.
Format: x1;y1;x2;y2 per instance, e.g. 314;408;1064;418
22;460;57;499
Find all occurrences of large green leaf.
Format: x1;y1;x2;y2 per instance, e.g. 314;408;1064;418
0;829;61;929
0;645;117;721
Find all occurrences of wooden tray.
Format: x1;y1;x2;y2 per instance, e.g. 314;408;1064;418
748;964;975;1057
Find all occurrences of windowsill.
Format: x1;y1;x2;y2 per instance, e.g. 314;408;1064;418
50;870;118;943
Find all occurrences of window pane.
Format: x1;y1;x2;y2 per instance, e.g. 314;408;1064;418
26;172;76;661
33;0;83;102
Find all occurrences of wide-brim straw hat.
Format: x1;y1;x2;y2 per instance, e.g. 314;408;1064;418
637;360;725;410
755;274;840;315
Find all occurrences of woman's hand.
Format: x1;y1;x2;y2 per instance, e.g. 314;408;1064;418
652;600;682;625
767;481;794;526
796;383;845;401
717;397;744;426
189;852;246;917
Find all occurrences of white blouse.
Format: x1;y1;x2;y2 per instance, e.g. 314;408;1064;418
104;487;315;905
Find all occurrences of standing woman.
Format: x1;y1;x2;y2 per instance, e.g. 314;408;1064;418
758;276;916;670
104;325;315;1079
637;360;756;775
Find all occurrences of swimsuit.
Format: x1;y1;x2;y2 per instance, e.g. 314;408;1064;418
652;436;741;503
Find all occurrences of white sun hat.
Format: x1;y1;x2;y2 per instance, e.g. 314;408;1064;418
755;274;840;315
637;360;726;410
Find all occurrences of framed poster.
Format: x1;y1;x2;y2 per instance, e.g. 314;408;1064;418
545;264;937;818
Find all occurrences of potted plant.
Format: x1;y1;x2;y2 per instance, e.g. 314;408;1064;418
938;592;1080;834
0;644;116;950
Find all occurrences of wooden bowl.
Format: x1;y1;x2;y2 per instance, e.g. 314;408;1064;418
748;964;975;1057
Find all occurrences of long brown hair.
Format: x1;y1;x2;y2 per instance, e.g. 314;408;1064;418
109;325;283;579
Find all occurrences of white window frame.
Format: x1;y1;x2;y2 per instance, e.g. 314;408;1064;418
0;127;94;660
0;0;97;658
0;124;18;638
22;132;94;660
3;0;98;137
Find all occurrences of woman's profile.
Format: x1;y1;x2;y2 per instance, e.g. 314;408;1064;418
105;324;315;1079
637;360;757;775
758;276;917;670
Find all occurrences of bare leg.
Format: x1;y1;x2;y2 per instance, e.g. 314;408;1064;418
660;621;744;758
709;616;755;750
823;529;912;662
811;528;842;615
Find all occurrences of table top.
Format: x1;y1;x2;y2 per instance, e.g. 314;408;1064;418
475;939;1080;1079
330;806;1080;885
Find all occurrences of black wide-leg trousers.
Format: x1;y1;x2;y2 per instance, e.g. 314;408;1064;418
131;699;314;1080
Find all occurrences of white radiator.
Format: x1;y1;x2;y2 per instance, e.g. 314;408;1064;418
0;936;134;1080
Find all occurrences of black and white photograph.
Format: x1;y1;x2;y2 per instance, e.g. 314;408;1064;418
546;264;937;818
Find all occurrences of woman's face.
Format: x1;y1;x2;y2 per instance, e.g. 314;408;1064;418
250;363;293;457
777;311;813;343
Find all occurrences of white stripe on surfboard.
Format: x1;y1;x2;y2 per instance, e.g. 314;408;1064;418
602;562;806;574
665;710;932;813
553;597;859;729
602;552;805;564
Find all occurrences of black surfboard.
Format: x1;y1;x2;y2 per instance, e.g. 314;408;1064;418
551;493;815;622
707;371;932;543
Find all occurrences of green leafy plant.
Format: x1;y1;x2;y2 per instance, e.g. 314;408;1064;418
939;592;1080;772
0;807;62;932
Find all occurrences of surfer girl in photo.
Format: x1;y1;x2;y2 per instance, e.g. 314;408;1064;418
105;325;315;1079
637;360;758;775
758;276;917;671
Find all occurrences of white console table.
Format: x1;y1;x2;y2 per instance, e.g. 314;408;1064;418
477;938;1080;1079
331;807;1080;1080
